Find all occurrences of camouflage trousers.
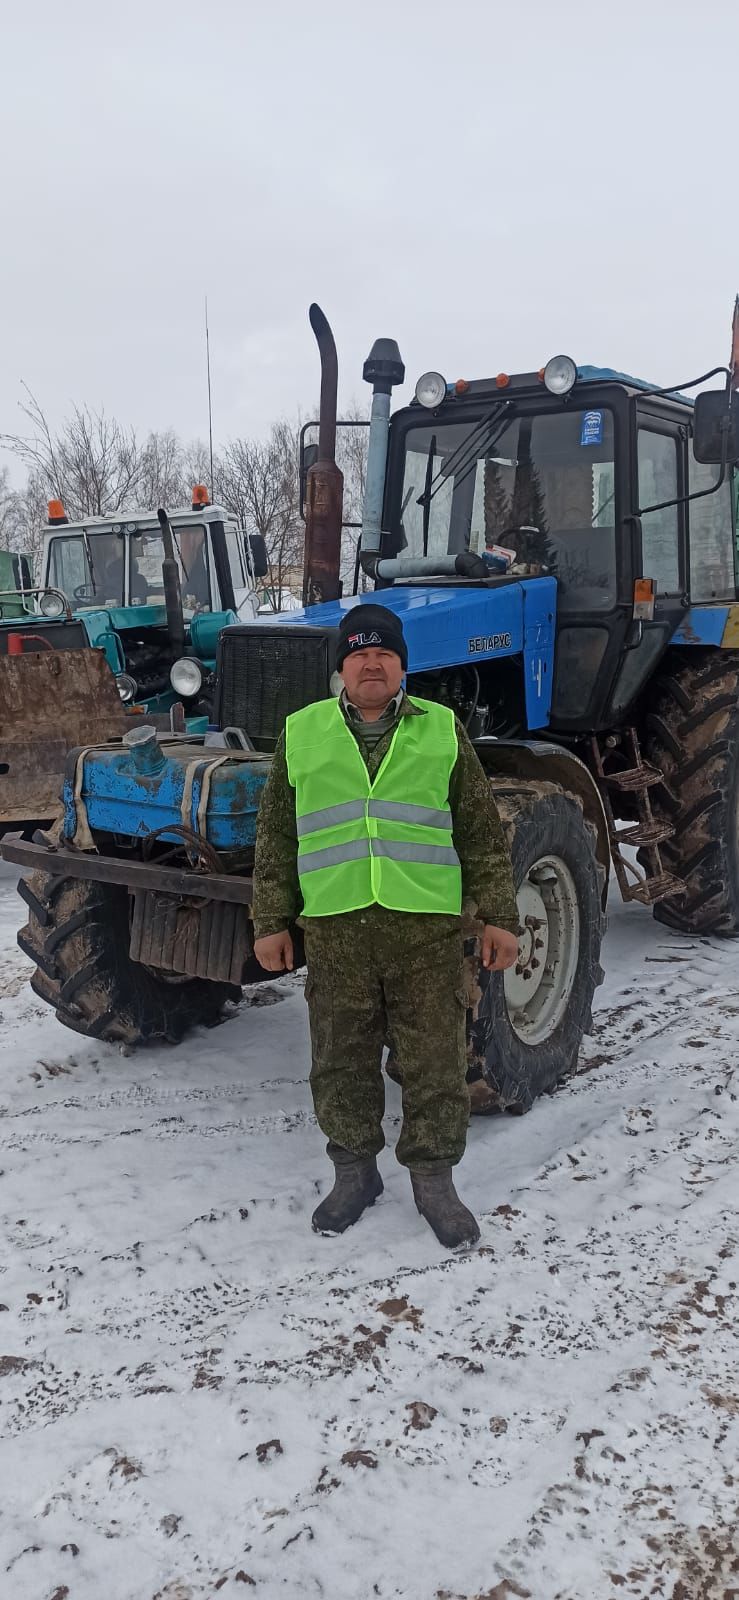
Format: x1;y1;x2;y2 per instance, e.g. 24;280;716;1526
302;906;469;1170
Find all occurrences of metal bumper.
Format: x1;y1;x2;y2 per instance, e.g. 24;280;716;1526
0;833;254;904
1;834;262;984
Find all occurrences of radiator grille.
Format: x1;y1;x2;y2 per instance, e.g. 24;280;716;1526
218;627;331;749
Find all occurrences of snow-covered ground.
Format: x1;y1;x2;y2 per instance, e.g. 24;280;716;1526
0;859;737;1600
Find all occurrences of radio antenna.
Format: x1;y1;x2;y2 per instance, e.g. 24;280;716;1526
205;295;215;500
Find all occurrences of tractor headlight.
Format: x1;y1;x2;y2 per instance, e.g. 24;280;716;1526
543;354;577;396
415;371;447;409
170;657;203;698
39;590;65;620
116;672;138;703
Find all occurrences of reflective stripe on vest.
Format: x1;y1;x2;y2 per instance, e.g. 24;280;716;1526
285;696;461;917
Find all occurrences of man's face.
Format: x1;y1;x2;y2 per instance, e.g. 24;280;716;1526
341;647;404;708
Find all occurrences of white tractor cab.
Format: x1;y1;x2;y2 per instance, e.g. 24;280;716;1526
37;488;269;720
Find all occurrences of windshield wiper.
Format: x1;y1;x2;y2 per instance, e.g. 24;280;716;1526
417;400;513;514
421;433;436;556
82;529;97;595
169;524;190;583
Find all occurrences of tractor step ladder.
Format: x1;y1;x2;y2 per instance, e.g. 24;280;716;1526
590;728;685;907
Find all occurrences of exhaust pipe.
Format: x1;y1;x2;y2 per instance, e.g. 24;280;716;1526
302;305;345;606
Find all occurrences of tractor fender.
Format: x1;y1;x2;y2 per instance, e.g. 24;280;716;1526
472;736;610;906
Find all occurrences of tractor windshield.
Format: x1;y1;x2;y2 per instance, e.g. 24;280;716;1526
129;525;211;617
395;406;617;612
47;532;125;607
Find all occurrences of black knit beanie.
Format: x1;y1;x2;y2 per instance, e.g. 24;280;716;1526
335;604;408;671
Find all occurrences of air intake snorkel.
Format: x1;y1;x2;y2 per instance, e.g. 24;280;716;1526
359;341;489;582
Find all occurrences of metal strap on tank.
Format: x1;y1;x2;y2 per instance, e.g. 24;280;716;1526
195;756;231;837
68;741;130;852
178;745;269;844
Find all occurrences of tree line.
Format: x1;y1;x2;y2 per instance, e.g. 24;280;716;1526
0;389;368;608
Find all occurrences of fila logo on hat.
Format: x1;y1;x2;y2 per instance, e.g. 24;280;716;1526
347;631;382;648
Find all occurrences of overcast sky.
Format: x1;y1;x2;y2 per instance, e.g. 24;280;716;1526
1;0;737;483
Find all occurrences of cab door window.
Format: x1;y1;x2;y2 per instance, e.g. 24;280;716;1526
224;528;245;595
688;459;735;600
638;429;681;594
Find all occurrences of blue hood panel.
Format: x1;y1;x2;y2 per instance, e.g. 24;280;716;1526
242;579;556;728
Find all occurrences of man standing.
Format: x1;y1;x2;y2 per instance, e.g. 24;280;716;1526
252;605;519;1249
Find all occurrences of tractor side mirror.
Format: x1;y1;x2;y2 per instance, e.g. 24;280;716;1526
248;533;269;580
299;441;319;519
693;389;739;464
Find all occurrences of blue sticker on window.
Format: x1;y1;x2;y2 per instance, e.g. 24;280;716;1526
580;409;604;446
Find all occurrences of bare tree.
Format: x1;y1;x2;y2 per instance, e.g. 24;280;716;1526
0;464;47;575
1;387;146;520
0;466;23;549
219;419;303;609
184;438;217;501
139;429;187;510
336;401;370;591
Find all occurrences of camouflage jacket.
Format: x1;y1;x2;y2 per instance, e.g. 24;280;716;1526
252;693;519;939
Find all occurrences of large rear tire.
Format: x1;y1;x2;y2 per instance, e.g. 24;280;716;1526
640;650;739;934
18;873;237;1046
468;783;605;1113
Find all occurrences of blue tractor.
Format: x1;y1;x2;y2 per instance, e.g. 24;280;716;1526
4;305;739;1110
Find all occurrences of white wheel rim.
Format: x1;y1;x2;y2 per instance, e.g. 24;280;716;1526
504;854;580;1046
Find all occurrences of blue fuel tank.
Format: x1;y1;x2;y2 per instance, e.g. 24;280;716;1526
62;735;271;849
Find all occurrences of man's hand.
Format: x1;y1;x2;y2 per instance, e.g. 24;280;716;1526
481;925;519;972
254;931;294;973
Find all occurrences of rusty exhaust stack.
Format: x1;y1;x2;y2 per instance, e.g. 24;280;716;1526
302;304;344;605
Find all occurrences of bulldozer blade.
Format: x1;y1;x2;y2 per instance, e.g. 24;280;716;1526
0;649;127;827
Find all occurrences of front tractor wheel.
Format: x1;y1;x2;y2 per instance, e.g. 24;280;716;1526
468;783;606;1113
641;650;739;934
18;873;237;1046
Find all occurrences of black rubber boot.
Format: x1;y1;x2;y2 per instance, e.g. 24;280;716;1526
410;1168;480;1249
312;1149;383;1235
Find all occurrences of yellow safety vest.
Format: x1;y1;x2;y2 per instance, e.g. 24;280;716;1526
285;696;461;917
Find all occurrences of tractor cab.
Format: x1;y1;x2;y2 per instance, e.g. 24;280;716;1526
42;490;263;627
379;363;737;734
38;490;267;716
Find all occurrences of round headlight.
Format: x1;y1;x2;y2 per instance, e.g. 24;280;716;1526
415;371;447;410
170;657;203;698
116;672;138;703
39;590;65;620
543;354;577;396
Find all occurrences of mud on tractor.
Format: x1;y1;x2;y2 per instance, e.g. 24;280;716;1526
0;490;267;833
4;304;739;1112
